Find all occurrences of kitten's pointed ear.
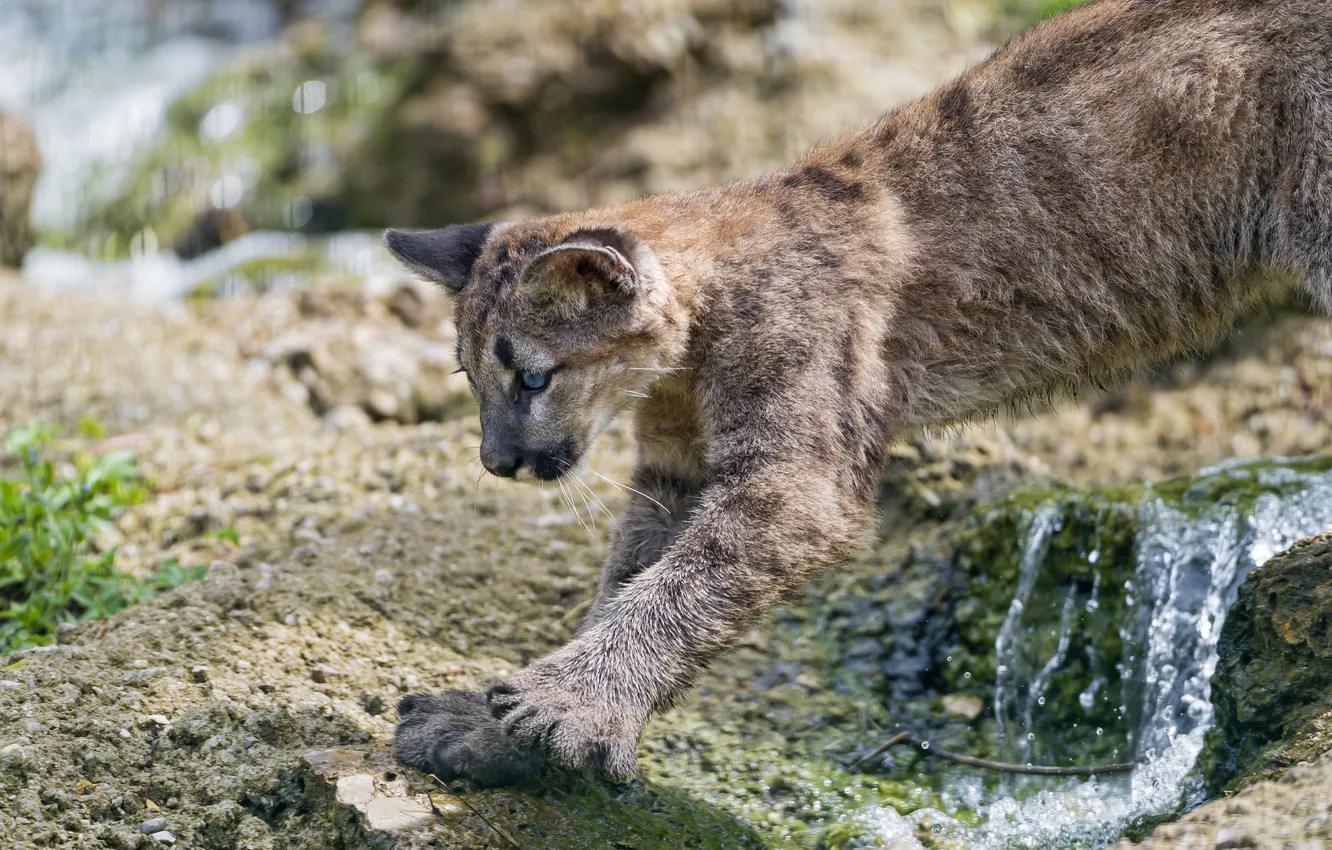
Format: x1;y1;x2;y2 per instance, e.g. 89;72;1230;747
520;227;657;316
384;222;496;292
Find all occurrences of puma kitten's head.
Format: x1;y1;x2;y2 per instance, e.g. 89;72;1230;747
385;218;680;482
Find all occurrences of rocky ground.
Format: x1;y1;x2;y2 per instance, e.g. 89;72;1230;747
5;0;1332;845
2;262;1332;849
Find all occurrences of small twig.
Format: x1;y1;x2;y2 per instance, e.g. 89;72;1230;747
851;732;1135;777
428;774;520;848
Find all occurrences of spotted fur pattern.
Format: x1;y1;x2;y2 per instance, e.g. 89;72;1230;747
386;0;1332;785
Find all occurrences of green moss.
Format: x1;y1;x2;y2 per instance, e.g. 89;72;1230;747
943;490;1140;764
1144;454;1332;518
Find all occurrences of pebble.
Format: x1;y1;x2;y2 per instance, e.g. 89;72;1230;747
311;663;338;683
150;831;176;844
941;693;984;721
139;817;166;833
0;680;23;690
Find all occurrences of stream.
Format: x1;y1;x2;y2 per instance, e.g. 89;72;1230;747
854;458;1332;849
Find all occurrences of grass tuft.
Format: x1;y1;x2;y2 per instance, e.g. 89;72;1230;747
0;422;205;655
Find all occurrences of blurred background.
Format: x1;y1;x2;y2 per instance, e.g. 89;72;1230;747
0;0;1070;300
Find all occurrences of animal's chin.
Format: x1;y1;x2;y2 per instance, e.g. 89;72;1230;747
513;452;582;483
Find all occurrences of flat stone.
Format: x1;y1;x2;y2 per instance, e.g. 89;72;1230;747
364;795;434;832
149;831;176;844
335;774;376;807
302;747;390;780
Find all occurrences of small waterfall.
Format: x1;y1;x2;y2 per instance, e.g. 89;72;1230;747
861;457;1332;849
1121;462;1332;808
991;501;1061;762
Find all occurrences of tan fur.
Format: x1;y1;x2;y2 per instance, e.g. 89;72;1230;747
390;0;1332;784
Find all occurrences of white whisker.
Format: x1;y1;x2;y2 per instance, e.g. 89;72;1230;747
572;478;597;528
557;475;590;534
571;472;615;521
620;390;650;399
587;468;672;516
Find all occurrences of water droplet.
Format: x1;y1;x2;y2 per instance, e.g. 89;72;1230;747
921;741;930;750
1037;696;1045;706
1096;727;1103;736
1027;732;1035;741
964;671;972;679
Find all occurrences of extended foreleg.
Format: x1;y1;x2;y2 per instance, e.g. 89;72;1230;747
487;466;872;779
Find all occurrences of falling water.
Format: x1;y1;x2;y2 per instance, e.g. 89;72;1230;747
990;501;1061;763
858;457;1332;849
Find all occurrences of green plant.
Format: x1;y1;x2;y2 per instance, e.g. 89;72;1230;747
0;423;205;655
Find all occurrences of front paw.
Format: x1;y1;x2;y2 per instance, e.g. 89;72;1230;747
394;689;541;787
486;666;641;782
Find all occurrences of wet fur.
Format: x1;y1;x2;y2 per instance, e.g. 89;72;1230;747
388;0;1332;785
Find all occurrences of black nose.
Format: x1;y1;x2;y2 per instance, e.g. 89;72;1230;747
486;454;522;478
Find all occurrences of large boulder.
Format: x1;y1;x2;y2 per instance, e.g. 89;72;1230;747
0;113;41;267
1199;532;1332;793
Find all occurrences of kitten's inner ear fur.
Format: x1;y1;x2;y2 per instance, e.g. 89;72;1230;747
521;227;661;317
383;222;496;292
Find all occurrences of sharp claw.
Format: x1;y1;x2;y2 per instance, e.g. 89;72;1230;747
503;705;540;741
538;718;563;756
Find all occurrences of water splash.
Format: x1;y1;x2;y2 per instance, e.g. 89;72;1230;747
860;458;1332;849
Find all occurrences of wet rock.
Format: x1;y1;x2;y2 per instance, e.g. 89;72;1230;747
0;112;40;267
1200;533;1332;793
1107;750;1332;850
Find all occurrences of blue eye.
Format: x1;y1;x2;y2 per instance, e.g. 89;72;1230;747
519;370;549;391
